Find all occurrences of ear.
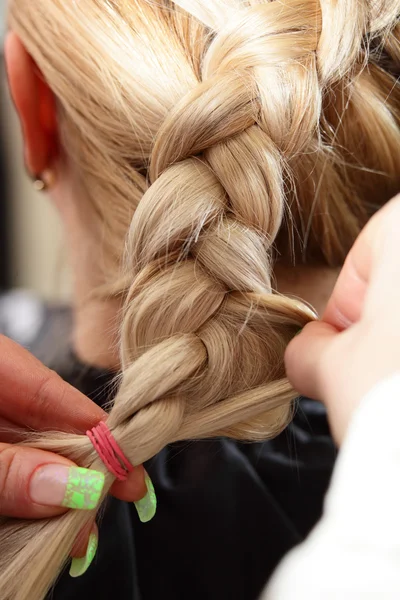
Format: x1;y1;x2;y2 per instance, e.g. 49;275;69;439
4;32;59;176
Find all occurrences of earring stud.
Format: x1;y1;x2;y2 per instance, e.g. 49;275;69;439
31;169;55;192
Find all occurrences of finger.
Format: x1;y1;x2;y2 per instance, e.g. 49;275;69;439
364;194;400;320
71;467;152;543
110;463;147;502
0;335;106;431
70;523;99;578
0;443;105;519
71;521;97;558
284;321;337;400
322;250;369;330
323;194;400;330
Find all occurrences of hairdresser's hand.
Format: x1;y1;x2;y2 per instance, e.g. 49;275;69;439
285;194;400;445
0;335;147;519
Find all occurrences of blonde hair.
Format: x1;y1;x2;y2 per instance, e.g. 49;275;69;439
3;0;400;598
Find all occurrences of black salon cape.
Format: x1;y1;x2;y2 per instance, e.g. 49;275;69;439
0;296;335;600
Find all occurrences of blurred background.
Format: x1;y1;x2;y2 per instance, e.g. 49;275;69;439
0;0;71;301
0;1;72;354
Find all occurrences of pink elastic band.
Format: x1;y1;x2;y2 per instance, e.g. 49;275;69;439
86;421;134;481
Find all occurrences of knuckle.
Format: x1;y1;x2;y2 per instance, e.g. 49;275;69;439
25;370;59;424
0;446;20;508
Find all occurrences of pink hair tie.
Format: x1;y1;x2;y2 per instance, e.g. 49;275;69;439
86;421;134;481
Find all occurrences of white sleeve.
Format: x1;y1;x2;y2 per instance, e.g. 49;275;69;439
262;374;400;600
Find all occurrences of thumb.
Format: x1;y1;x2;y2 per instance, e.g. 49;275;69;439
284;321;337;400
0;444;105;519
364;194;400;321
322;194;400;331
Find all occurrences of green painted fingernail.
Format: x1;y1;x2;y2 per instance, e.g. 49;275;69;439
30;465;105;510
70;531;98;578
134;474;157;523
62;467;105;510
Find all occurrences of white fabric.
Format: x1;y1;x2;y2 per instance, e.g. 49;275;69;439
263;374;400;600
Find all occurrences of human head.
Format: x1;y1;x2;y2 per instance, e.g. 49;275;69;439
2;1;400;598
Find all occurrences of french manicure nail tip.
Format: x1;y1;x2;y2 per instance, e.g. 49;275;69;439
70;532;98;578
134;474;157;523
62;467;105;510
30;465;104;510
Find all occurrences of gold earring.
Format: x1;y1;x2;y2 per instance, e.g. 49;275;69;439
31;169;56;192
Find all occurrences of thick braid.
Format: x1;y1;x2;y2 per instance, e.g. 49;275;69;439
114;1;325;446
116;156;312;443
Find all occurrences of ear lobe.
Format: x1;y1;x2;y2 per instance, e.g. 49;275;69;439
4;32;58;176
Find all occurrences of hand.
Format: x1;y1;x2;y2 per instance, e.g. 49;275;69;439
0;335;147;534
285;194;400;444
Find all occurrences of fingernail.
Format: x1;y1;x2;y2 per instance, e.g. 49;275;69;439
30;465;105;510
70;531;98;578
134;473;157;523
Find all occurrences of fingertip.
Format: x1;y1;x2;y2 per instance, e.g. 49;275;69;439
70;523;99;578
110;464;147;502
71;521;97;559
0;444;77;519
285;321;322;366
285;321;337;400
